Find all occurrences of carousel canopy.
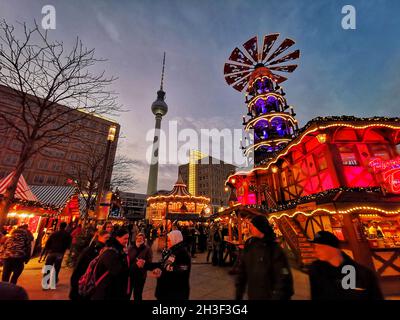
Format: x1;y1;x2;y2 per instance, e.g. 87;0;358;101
166;175;191;196
0;171;38;202
147;175;210;202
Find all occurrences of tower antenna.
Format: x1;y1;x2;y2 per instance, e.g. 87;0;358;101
160;52;166;91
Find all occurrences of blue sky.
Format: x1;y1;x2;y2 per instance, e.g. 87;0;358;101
1;0;399;192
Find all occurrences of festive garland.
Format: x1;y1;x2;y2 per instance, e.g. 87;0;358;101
244;186;383;213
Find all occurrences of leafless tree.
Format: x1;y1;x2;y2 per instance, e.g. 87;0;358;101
66;143;137;218
0;20;121;226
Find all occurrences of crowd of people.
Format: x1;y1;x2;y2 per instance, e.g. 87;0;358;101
0;214;385;300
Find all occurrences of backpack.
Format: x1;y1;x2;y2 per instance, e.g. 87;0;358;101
78;247;118;297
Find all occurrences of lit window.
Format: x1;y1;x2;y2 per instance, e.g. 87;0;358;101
338;145;359;166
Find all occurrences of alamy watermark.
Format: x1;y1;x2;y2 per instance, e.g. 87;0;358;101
341;265;357;289
145;120;254;168
342;5;356;30
42;265;57;290
41;5;56;30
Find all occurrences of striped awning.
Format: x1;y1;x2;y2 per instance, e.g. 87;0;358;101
30;185;88;212
30;185;76;209
0;171;38;202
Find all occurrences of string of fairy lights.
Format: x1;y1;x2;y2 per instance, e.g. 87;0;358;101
1;193;79;218
244;186;383;213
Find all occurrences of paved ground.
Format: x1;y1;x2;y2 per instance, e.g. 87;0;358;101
1;245;311;300
3;243;397;300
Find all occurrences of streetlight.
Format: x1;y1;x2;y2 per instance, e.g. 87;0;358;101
95;125;117;220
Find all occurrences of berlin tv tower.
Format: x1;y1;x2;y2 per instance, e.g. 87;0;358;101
146;53;168;196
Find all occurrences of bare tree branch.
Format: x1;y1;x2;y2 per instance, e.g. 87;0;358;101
0;19;122;226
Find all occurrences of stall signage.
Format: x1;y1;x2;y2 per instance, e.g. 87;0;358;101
296;202;317;212
369;158;400;194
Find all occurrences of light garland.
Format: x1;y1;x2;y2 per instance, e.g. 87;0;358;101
245;113;297;131
226;186;383;211
247;92;286;110
244;138;292;156
248;76;278;91
268;206;400;221
7;212;35;219
147;194;210;202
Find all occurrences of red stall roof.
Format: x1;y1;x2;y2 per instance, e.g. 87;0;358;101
0;171;38;202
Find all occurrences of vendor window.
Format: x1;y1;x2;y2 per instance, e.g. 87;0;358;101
338;145;359;166
369;144;391;160
360;216;400;248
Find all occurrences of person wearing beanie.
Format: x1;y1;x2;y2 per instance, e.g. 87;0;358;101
90;227;131;300
236;214;294;300
309;231;383;300
145;230;192;300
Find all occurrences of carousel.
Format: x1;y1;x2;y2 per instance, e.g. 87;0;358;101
146;175;211;229
221;34;400;295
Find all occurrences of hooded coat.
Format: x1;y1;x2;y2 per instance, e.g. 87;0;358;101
90;237;130;300
235;237;294;300
155;241;191;300
69;240;106;300
146;231;191;300
309;252;384;300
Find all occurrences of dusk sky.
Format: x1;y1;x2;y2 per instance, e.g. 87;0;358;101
1;0;399;193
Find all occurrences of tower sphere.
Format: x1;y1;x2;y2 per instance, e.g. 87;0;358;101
151;89;168;116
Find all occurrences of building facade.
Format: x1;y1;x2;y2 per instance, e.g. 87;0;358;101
119;192;147;220
178;151;237;207
0;85;120;188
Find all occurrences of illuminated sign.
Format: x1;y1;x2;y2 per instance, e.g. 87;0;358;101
369;158;400;194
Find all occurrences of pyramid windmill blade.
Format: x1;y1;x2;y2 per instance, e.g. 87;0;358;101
267;50;300;66
242;36;259;63
225;71;252;85
224;62;252;75
229;47;254;66
270;73;288;83
266;38;295;63
232;74;251;92
268;64;298;73
224;34;300;91
261;33;279;62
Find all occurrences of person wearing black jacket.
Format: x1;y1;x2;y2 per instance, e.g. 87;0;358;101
147;230;191;300
91;228;130;300
0;281;29;300
236;214;294;300
69;230;110;300
44;222;72;283
309;231;384;300
128;233;152;301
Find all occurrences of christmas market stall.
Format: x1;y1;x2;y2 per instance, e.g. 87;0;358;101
0;172;59;247
222;34;400;295
31;185;83;226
